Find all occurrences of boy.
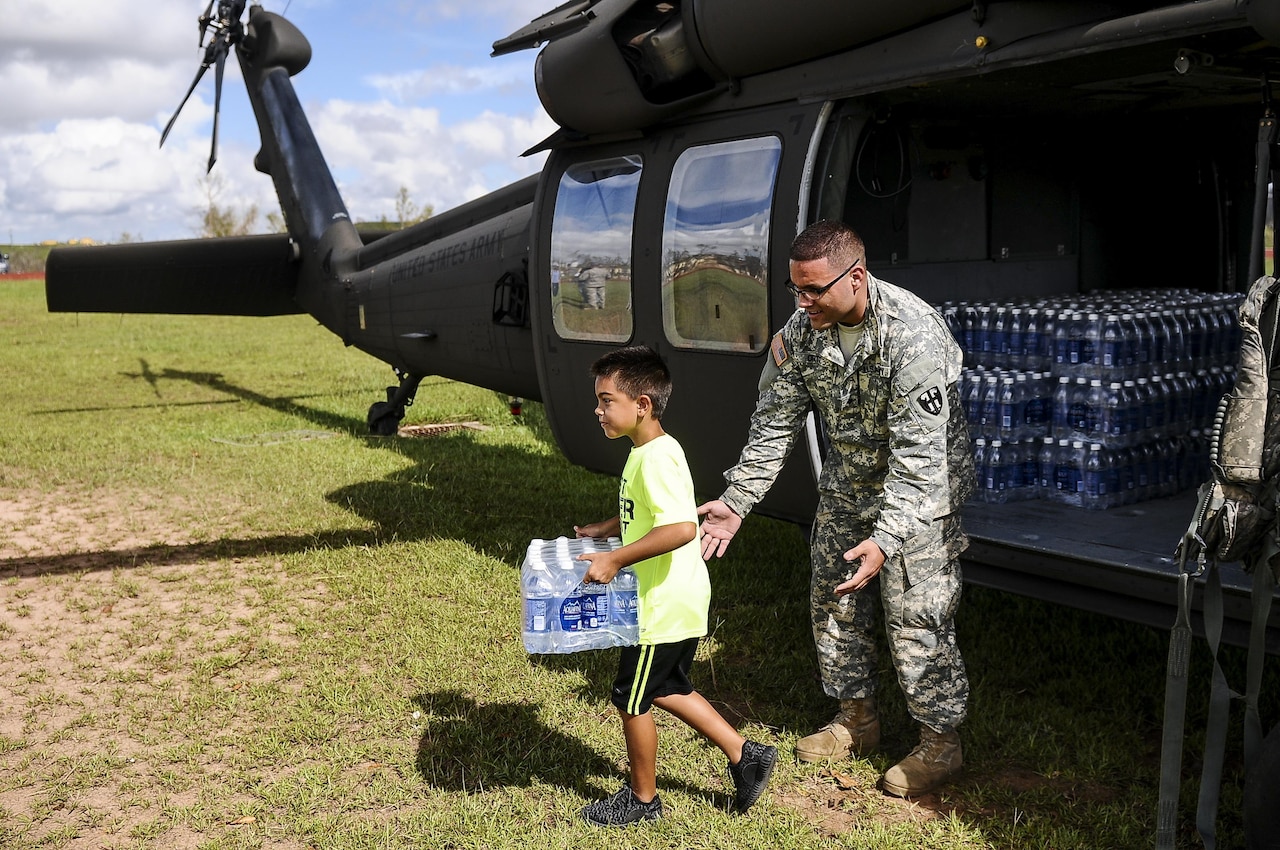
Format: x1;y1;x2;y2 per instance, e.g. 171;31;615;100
573;345;777;826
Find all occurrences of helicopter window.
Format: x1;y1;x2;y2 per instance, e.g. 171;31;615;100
661;136;780;354
549;156;642;343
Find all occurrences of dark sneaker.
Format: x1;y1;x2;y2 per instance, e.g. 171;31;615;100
727;739;778;813
581;784;663;827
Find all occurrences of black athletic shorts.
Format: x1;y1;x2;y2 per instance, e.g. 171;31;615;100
611;637;700;716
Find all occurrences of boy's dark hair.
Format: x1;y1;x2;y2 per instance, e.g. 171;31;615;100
591;345;673;419
791;219;864;267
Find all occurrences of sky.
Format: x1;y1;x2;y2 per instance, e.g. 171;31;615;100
0;0;560;245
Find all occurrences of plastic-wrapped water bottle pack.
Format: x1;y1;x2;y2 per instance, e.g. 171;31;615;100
521;536;639;654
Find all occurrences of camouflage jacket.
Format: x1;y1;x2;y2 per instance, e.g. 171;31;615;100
721;273;975;559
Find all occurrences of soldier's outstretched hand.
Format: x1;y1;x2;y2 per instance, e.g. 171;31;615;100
697;499;741;560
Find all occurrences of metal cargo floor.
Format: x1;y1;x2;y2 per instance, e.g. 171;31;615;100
962;491;1280;653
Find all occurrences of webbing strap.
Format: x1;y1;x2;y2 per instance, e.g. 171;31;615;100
1196;561;1241;848
1156;561;1197;850
1245;560;1275;770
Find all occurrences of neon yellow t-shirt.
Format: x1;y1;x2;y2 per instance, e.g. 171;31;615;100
619;433;711;644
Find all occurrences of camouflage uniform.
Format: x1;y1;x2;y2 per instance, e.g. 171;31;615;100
720;273;975;732
577;266;609;309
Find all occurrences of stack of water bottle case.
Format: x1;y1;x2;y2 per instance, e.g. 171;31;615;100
936;288;1244;510
521;536;640;654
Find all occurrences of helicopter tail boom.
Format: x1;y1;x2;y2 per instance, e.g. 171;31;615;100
45;234;301;316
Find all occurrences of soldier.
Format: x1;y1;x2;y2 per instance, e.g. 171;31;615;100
698;219;975;797
577;263;609;309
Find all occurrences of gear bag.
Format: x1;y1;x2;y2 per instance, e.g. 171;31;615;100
1161;274;1280;850
1176;274;1280;572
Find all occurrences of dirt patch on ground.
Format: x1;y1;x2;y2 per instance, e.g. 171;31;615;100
0;492;161;560
0;490;302;848
776;766;950;837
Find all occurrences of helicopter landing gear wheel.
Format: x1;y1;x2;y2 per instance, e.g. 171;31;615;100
367;400;400;436
365;370;423;436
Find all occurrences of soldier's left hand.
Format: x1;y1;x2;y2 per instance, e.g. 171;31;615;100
834;539;885;595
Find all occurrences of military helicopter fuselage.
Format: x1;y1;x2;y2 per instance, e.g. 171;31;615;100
47;0;1280;601
45;0;1280;616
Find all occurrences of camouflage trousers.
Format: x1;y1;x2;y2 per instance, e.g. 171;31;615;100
809;501;969;731
581;284;605;309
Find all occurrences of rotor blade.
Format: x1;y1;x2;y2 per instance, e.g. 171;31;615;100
207;44;227;172
159;62;209;148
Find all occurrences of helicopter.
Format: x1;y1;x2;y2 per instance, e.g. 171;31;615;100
42;0;1280;841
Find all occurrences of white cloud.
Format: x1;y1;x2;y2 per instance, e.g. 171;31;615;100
0;1;553;244
0;1;195;131
0;110;276;243
365;64;530;101
311;100;555;222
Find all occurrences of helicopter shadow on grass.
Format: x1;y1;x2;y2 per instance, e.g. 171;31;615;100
5;367;576;579
120;367;596;555
409;689;720;806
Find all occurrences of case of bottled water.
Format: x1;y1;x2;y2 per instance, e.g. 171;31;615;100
940;288;1242;509
521;536;640;654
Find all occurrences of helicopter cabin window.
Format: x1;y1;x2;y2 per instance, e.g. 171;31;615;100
549;156;641;343
661;137;780;354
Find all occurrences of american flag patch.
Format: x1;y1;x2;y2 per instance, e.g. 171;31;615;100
770;332;789;367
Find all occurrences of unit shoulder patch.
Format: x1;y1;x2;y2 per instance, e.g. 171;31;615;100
916;385;945;417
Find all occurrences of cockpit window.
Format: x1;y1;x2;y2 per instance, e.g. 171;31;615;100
661;137;780;353
549;156;641;343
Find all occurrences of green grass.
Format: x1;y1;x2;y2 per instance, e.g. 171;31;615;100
0;276;1276;848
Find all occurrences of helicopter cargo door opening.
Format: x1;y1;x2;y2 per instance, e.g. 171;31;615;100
805;63;1273;642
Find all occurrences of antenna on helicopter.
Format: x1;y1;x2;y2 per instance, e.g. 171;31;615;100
159;0;248;172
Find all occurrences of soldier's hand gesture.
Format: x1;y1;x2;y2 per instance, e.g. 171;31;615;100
835;539;886;594
697;499;741;560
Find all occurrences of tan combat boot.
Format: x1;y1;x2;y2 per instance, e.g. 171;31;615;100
795;697;881;763
881;726;962;797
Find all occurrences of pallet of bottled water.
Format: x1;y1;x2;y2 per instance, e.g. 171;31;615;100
521;536;640;654
938;288;1242;509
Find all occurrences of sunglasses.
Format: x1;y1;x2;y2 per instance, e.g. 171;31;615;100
784;258;860;300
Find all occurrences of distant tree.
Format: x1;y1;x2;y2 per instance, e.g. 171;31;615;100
352;214;395;235
117;232;139;244
266;211;287;234
197;173;259;238
354;186;433;233
395;185;433;228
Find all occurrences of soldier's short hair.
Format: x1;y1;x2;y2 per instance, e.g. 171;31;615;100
591;345;673;419
791;220;864;268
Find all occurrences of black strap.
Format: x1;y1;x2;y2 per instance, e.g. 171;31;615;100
1156;556;1199;850
1245;560;1275;771
1191;551;1276;846
1196;560;1239;847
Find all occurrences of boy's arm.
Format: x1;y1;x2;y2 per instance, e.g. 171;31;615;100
580;521;696;585
574;517;621;539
